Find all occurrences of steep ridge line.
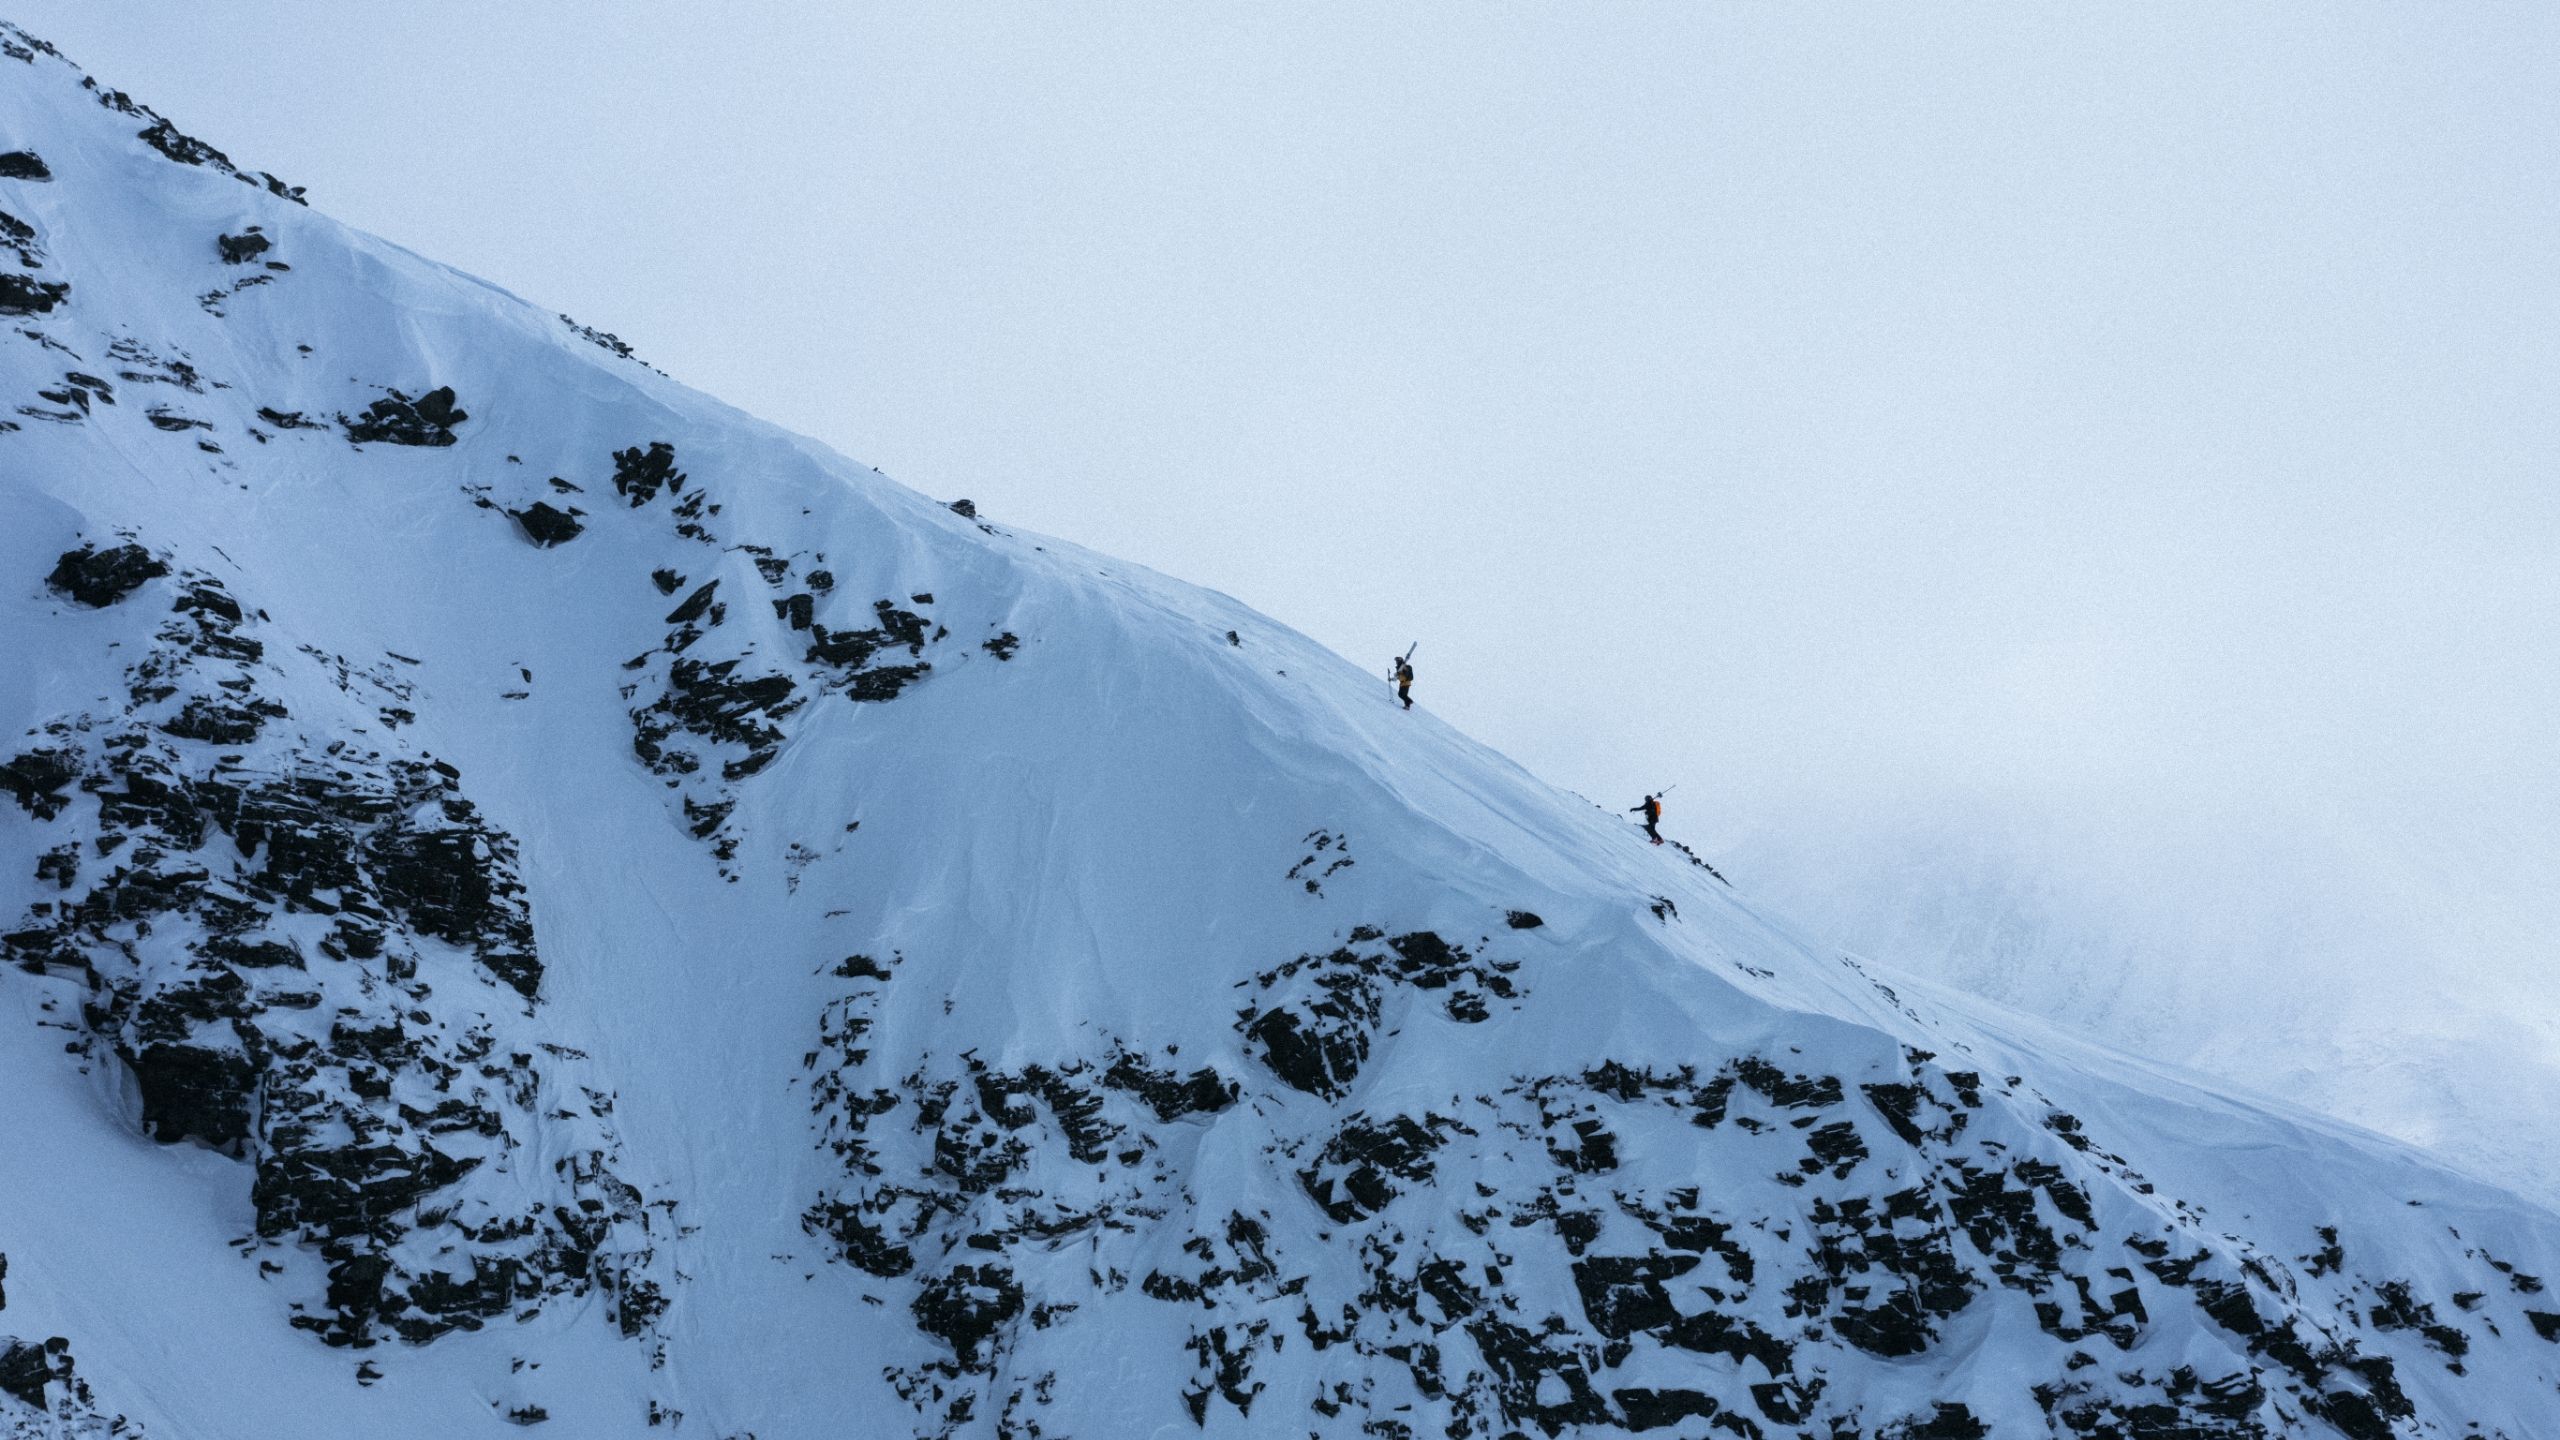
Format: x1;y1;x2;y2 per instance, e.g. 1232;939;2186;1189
3;22;2560;1440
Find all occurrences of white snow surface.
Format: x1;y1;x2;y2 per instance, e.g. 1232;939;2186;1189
5;26;2560;1440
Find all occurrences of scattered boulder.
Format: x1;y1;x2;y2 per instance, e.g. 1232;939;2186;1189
0;208;41;267
217;228;271;263
612;442;682;506
511;502;584;548
0;272;68;315
0;1335;65;1407
46;543;167;606
1;749;81;818
341;386;467;446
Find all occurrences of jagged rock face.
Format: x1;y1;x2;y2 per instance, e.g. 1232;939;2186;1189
4;551;672;1353
797;912;2560;1439
610;445;945;866
0;1333;124;1440
510;500;583;547
339;385;466;446
44;543;167;607
6;17;2560;1440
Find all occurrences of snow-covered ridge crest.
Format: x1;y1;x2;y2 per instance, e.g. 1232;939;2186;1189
4;22;2560;1440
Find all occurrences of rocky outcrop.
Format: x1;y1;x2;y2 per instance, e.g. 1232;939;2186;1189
3;550;672;1350
214;228;270;264
45;543;167;607
0;274;66;317
782;875;2559;1440
73;50;306;204
0;1333;133;1439
1235;927;1523;1098
341;386;467;446
612;454;945;866
510;501;584;547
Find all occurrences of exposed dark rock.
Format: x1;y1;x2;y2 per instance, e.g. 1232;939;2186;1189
1464;1313;1611;1434
1238;931;1521;1098
28;369;115;420
948;498;977;518
341;386;466;446
127;1040;259;1151
664;579;719;626
1613;1387;1720;1432
560;313;653;368
369;804;542;998
0;150;49;180
0;749;80;819
217;228;271;263
511;502;584;548
1299;1113;1447;1223
612;441;682;506
912;1263;1023;1368
161;692;285;743
46;543;167;607
2368;1279;2468;1361
1101;1053;1237;1122
8;561;665;1350
630;656;801;787
1573;1254;1699;1339
0;1336;63;1407
1882;1402;1990;1439
0;272;68;315
137;116;222;167
982;631;1020;661
1505;909;1544;929
0;209;42;267
1734;1056;1843;1109
1241;965;1378;1100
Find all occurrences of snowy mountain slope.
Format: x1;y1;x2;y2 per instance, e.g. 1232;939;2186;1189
1720;796;2560;1209
6;23;2560;1440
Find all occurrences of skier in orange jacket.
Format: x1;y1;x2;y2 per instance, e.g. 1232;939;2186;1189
1632;793;1663;845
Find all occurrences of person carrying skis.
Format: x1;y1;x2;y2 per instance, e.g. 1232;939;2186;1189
1393;654;1415;710
1632;793;1663;845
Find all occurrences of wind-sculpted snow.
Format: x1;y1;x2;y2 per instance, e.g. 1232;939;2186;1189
5;18;2560;1440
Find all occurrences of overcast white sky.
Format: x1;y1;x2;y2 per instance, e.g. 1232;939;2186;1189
14;2;2559;1186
